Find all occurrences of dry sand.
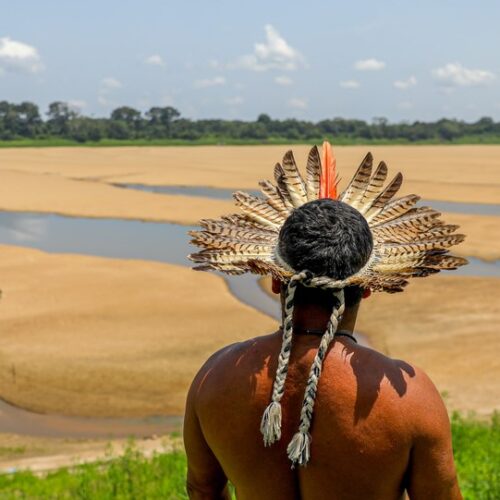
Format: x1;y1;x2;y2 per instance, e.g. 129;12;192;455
0;169;229;225
261;275;500;416
0;145;499;204
0;245;275;417
0;146;498;260
0;434;181;474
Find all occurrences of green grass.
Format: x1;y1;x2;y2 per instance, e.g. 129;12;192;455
0;447;190;499
0;414;498;499
451;412;500;499
1;135;500;148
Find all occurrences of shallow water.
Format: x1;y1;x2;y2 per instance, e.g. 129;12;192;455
0;212;496;278
0;210;497;438
113;183;500;216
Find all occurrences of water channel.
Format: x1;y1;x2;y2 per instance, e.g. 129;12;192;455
112;183;500;217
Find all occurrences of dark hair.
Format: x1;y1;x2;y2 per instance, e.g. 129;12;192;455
278;199;373;306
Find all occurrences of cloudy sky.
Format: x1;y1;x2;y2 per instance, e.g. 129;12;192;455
1;0;499;122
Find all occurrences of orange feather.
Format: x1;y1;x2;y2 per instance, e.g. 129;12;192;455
320;141;337;199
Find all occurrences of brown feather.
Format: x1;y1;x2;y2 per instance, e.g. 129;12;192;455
306;145;321;201
281;150;308;207
340;152;373;206
369;194;421;226
259;180;292;215
233;191;286;228
356;161;388;214
364;173;404;220
274;163;295;210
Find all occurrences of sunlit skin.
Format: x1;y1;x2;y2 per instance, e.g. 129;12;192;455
184;279;462;499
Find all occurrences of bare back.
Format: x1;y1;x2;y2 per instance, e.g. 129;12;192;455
184;331;461;499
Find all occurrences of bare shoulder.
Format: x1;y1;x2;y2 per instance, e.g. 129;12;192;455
187;332;279;403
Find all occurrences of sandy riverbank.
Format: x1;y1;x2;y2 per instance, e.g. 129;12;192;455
260;275;500;416
0;245;275;417
0;434;181;474
0;146;498;260
0;145;499;204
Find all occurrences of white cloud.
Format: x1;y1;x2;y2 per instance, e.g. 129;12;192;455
225;96;244;106
98;77;122;108
340;80;360;89
0;36;43;73
194;76;226;88
274;75;293;86
288;97;307;110
394;75;417;89
98;95;112;107
432;63;495;87
354;58;385;71
235;24;304;71
101;77;122;89
67;100;87;112
145;54;165;67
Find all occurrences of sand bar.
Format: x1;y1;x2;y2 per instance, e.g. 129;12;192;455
0;245;275;417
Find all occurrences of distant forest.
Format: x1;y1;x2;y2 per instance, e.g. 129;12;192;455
1;100;500;144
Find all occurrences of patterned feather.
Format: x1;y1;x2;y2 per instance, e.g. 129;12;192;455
340;152;373;206
197;219;278;242
216;214;279;233
281;150;308;207
190;235;274;255
190;248;274;265
369;194;421;226
373;224;460;245
274;163;295;210
364;173;404;220
373;208;443;238
193;263;247;275
190;228;276;247
355;162;388;214
247;259;292;280
379;234;466;258
306;145;321;201
233;191;286;228
259;180;292;215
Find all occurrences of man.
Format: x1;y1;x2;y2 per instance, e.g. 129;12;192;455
185;144;465;499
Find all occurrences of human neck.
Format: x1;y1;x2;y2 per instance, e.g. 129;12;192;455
290;301;360;334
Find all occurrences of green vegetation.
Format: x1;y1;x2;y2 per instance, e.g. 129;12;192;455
1;100;500;145
451;412;500;499
0;414;498;499
0;447;190;499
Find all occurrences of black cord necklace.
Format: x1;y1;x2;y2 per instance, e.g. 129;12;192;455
284;326;358;343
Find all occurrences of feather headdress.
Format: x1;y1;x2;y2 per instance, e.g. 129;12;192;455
189;143;467;466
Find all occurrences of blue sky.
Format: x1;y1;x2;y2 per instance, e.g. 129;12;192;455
1;0;499;122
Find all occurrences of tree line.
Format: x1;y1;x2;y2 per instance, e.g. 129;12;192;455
1;100;499;143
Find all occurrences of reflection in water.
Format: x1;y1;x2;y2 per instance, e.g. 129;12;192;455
112;183;500;216
0;212;193;266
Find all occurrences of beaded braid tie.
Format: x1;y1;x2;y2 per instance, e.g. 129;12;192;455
287;289;345;467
